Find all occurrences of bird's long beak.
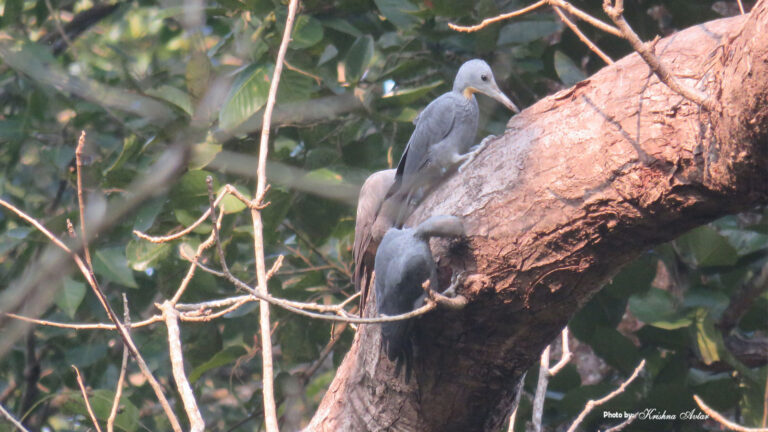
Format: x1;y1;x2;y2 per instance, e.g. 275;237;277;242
488;85;520;113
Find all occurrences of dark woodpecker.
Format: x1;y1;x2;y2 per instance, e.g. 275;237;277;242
374;215;465;380
352;169;397;316
386;59;519;224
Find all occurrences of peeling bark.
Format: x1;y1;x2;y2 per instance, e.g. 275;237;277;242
308;5;768;431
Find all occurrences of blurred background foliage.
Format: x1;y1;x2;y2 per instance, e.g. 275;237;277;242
0;0;765;430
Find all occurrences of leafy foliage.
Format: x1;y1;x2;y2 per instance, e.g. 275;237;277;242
0;0;764;430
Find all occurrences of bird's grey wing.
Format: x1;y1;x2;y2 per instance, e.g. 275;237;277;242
353;170;397;315
386;95;458;198
400;95;459;182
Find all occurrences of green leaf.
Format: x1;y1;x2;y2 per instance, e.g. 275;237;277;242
0;226;31;255
291;15;324;49
378;80;443;108
146;85;193;116
186;50;212;102
126;239;172;272
219;64;271;131
676;226;738;267
719;229;768;256
317;44;338;66
219;184;250;214
62;389;139;432
603;254;656;298
497;20;562;45
104;136;140;177
93;247;138;288
54;279;86;319
171;170;217;207
589;327;641;374
629;288;692;329
373;0;419;30
189;345;247;383
554;50;586;86
1;0;23;27
321;18;362;37
190;139;222;170
133;198;165;232
694;309;724;365
343;35;374;83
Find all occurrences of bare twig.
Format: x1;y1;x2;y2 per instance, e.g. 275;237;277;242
283;222;351;278
133;191;227;243
553;6;614;65
194;257;439;322
532;328;571;432
602;0;716;111
602;414;637;432
532;344;550;432
449;0;547;32
44;0;74;52
72;366;103;432
252;0;300;429
737;0;745;14
550;0;621;37
0;402;30;432
73;133;183;432
566;359;646;432
548;327;572;375
694;395;768;432
5;313;160;330
75;131;96;273
449;0;622;37
507;373;527;432
161;301;205;432
107;295;130;432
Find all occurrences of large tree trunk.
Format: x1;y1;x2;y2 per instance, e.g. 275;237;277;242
308;4;768;431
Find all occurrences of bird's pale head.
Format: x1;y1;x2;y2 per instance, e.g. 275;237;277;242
453;59;519;113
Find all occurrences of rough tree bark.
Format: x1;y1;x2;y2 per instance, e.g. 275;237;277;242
308;4;768;431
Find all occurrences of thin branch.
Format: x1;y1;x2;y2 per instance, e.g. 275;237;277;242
194;257;439;323
6;313;159;330
160;301;205;432
532;328;571;432
283;222;351;278
133;191;227;243
252;1;300;429
75;131;95;272
566;359;646;432
72;366;103;432
550;0;621;37
107;295;130;432
602;414;637;432
0;402;30;432
449;0;547;32
44;0;74;52
531;344;550;432
449;0;622;38
553;6;614;65
73;133;183;432
507;372;527;432
602;0;716;111
548;327;572;375
737;0;745;14
694;395;768;432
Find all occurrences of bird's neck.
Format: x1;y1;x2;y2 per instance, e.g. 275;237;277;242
461;87;477;100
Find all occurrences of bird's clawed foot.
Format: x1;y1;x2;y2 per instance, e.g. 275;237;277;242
442;271;466;297
422;272;468;310
458;135;497;174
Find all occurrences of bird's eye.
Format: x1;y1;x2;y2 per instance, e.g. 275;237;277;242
480;74;488;82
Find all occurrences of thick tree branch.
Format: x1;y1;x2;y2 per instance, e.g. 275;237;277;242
310;5;768;431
